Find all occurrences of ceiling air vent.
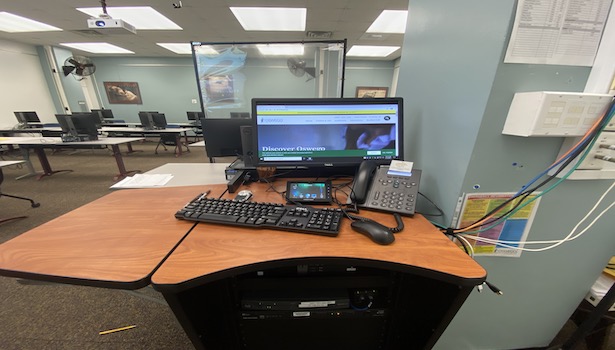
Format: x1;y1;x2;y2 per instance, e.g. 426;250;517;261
306;31;333;39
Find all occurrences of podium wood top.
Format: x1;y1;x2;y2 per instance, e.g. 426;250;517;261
152;183;486;290
0;181;486;291
0;185;207;289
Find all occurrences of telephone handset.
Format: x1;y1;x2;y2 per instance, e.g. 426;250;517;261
350;160;421;216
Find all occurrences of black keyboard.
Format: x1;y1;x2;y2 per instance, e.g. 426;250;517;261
175;195;344;237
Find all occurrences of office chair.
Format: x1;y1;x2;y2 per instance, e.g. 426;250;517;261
0;167;40;224
155;133;180;155
192;124;203;142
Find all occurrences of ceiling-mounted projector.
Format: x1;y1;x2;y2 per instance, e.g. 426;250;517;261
87;18;136;34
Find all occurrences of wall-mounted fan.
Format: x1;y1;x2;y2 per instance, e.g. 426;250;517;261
287;58;316;81
62;56;96;78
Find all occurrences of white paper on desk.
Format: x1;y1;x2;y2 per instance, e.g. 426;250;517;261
111;174;173;188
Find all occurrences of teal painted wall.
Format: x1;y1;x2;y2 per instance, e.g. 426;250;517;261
396;1;615;349
53;47;88;113
343;60;395;97
90;56;395;123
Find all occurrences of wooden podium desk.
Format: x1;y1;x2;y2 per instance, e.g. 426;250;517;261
0;185;202;289
151;183;486;350
0;182;486;349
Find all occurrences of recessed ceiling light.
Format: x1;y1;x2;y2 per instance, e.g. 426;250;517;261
76;7;182;30
346;45;400;57
230;7;306;31
0;12;62;32
366;10;408;34
256;44;304;56
60;43;134;54
157;43;193;54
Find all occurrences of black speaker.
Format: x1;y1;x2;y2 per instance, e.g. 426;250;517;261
240;125;255;167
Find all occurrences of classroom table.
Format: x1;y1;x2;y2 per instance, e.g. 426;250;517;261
0;136;143;180
101;127;192;156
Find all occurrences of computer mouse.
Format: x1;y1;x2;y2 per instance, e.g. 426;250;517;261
351;220;395;245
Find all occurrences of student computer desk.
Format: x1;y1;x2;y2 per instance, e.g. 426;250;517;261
0;136;143;180
101;126;192;156
0;181;486;349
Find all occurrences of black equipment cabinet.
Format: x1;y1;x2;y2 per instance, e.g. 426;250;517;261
160;260;472;350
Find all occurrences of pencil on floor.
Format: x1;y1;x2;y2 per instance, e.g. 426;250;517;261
99;325;136;335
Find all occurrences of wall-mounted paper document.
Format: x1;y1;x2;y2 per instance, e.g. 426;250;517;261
504;0;612;66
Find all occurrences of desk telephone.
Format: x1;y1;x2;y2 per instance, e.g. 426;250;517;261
350;160;421;216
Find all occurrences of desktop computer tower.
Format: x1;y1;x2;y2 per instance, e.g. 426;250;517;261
240;125;255;167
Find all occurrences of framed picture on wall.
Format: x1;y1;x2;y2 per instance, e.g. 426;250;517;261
104;81;142;104
356;86;388;98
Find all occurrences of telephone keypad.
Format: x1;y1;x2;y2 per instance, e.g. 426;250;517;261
358;166;421;216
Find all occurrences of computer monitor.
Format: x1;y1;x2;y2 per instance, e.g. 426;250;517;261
186;111;204;121
202;118;252;157
91;109;114;122
138;112;156;130
72;112;101;128
230;112;250;119
55;114;78;136
151;113;167;129
14;111;41;124
251;97;404;175
55;113;99;141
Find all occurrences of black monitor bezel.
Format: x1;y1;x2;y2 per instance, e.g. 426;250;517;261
251;97;404;170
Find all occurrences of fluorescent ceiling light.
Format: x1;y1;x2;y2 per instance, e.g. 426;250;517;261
76;7;182;30
230;7;306;31
157;43;193;54
256;44;304;56
60;43;134;54
366;10;408;33
347;45;400;57
0;12;62;32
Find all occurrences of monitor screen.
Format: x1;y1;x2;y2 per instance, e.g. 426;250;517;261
202;118;252;157
91;109;114;120
14;111;40;123
252;97;404;170
187;111;204;120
